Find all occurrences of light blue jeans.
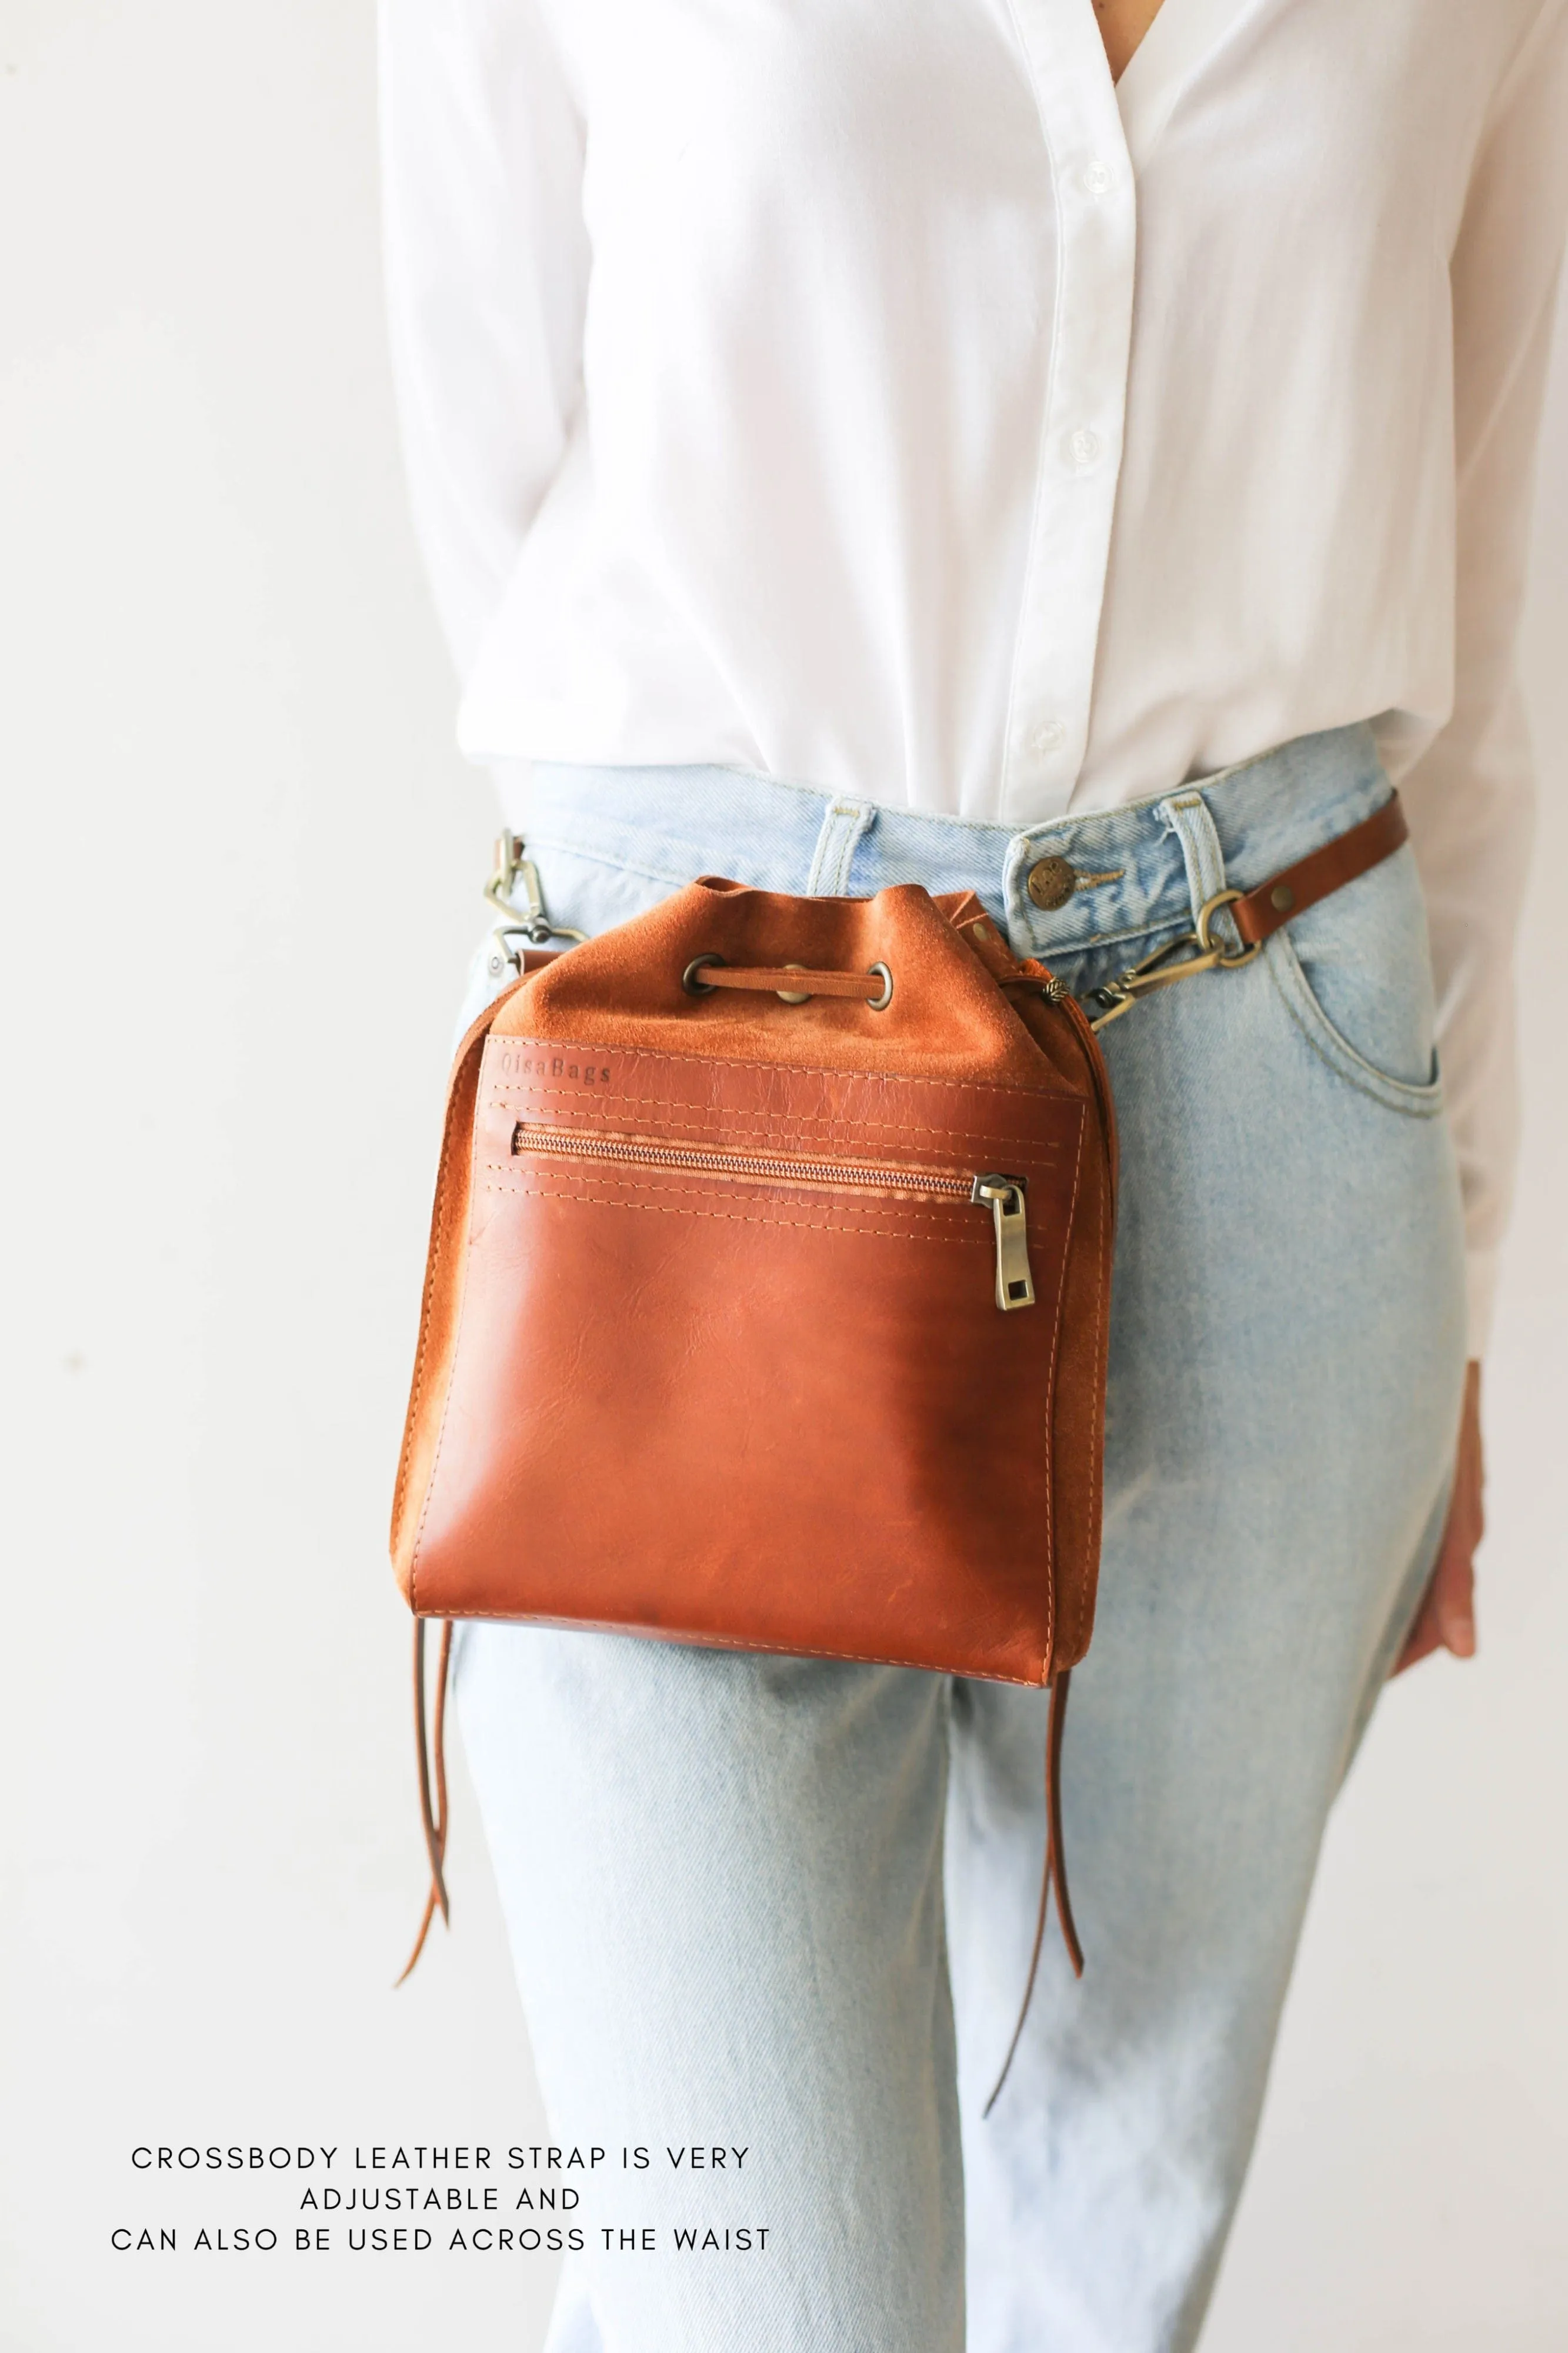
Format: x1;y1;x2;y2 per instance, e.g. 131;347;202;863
451;725;1466;2353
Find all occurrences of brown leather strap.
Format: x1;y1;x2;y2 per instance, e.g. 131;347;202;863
396;1618;453;1985
983;1668;1081;2117
1228;792;1407;946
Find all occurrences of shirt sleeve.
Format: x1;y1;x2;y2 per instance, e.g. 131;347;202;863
378;0;589;677
1397;1;1568;1356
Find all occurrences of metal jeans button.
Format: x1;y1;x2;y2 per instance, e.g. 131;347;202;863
1026;855;1077;912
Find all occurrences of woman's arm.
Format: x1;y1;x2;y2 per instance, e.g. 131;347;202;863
1397;5;1568;1364
1394;4;1568;1673
378;0;589;678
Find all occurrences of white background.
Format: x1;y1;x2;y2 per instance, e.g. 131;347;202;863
1;8;1563;2348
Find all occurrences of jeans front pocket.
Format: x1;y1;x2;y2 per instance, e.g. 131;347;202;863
1262;841;1445;1116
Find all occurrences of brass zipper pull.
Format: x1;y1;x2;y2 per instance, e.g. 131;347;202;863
972;1175;1035;1311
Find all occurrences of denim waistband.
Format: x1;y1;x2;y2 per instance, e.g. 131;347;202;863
521;724;1392;978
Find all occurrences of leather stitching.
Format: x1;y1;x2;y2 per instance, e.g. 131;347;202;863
482;1172;996;1245
1063;1152;1109;1667
1036;1111;1084;1679
489;1081;1062;1159
488;1034;1082;1102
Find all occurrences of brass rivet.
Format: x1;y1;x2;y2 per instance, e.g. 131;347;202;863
973;921;993;942
1270;883;1295;912
1026;855;1077;912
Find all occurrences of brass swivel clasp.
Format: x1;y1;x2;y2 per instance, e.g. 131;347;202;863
1087;887;1261;1031
485;832;588;977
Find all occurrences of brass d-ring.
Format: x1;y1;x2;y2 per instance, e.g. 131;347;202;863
1195;889;1262;968
682;954;726;995
866;962;894;1012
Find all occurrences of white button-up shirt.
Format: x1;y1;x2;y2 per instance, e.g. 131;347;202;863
379;0;1568;1346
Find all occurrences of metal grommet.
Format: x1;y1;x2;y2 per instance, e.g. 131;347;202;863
866;962;894;1012
682;954;726;995
776;962;811;1004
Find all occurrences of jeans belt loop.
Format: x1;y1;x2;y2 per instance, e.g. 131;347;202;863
806;798;877;896
1157;789;1232;939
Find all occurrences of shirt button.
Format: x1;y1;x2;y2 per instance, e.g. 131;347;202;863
1029;718;1067;755
1082;159;1114;196
1067;427;1102;470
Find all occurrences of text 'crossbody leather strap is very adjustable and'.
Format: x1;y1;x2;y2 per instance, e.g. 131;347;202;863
389;789;1409;2111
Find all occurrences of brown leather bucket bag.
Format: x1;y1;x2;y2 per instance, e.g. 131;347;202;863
393;875;1117;1675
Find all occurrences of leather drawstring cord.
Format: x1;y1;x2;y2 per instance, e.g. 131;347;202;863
396;1618;453;1986
682;957;894;1007
983;1667;1082;2118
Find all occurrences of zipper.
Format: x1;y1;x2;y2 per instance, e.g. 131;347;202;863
970;1176;1036;1311
509;1122;1035;1311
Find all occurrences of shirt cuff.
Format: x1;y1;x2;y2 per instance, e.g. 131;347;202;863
1466;1248;1499;1360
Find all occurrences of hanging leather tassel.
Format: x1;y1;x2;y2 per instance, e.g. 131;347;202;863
395;1618;453;1985
983;1668;1082;2117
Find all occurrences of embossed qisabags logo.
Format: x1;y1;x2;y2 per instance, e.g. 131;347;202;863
495;1048;612;1085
